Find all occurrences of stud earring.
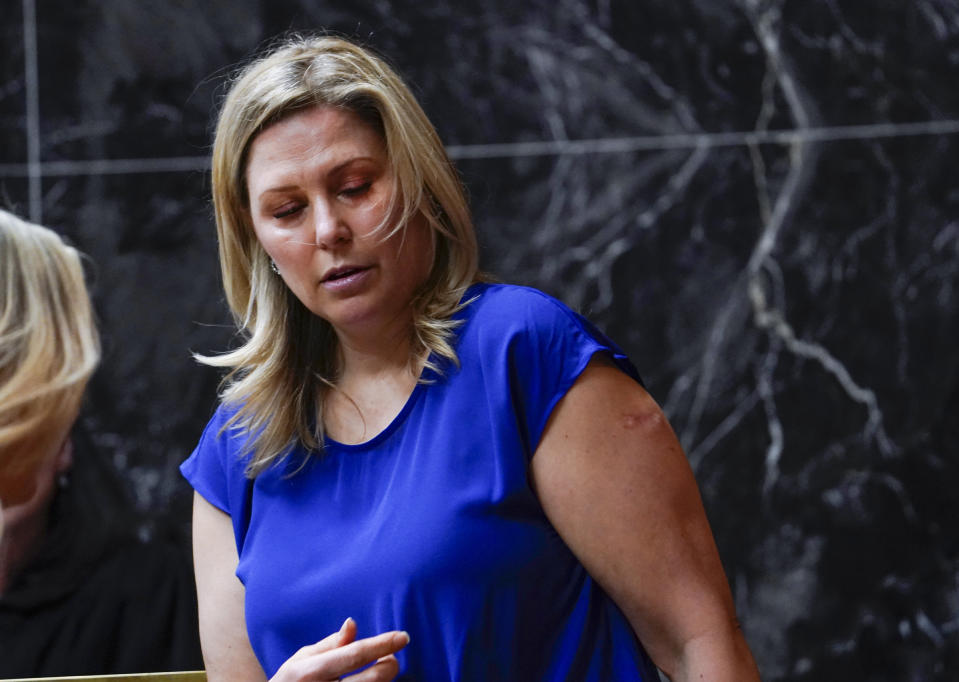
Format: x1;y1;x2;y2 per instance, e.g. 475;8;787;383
270;260;280;274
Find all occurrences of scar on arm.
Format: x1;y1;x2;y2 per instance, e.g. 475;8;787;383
618;409;664;430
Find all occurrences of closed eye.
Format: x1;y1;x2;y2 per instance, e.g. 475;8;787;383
272;204;303;219
340;182;371;198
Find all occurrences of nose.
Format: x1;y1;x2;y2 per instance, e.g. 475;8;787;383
312;199;351;248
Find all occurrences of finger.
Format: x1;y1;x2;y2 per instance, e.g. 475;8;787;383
339;617;358;645
290;617;358;660
343;654;400;681
314;631;410;677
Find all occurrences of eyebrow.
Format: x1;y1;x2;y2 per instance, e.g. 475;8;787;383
253;156;380;200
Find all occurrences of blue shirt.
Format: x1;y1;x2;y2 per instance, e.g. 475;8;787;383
181;283;659;680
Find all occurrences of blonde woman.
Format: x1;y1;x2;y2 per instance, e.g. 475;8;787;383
0;209;99;521
0;209;203;676
183;35;761;682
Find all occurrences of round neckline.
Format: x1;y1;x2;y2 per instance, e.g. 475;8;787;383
323;363;435;453
321;283;485;453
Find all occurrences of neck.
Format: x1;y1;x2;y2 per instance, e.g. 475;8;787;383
323;314;428;445
333;309;419;382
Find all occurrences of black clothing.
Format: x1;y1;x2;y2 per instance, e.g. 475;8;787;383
0;425;203;677
0;534;203;676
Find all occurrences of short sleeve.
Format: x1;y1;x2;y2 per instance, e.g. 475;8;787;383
469;285;642;457
179;405;254;550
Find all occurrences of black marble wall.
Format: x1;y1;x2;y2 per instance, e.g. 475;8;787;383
2;1;957;679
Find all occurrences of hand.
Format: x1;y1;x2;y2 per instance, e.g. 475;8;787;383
269;618;409;682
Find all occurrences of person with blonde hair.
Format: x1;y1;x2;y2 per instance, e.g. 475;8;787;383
0;208;99;519
0;208;203;676
183;34;761;682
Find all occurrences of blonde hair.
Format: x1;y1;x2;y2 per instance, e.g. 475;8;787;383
199;34;480;477
0;209;100;480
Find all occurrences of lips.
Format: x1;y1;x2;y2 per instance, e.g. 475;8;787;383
321;265;370;282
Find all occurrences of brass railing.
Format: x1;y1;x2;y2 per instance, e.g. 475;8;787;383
0;673;206;682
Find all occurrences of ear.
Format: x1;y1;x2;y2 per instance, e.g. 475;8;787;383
54;437;74;474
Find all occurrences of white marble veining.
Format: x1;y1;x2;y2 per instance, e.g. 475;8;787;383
1;1;957;679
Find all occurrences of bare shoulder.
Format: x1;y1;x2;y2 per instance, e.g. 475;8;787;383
533;353;681;474
530;355;759;679
530;355;695;558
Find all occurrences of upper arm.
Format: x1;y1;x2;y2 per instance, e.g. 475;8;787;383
529;356;758;680
192;491;267;682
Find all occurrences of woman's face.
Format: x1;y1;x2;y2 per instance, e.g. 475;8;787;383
0;434;72;529
245;105;433;341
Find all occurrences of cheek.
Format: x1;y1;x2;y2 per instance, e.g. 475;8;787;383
267;242;323;286
261;239;290;265
251;223;283;258
254;229;304;266
403;222;435;278
0;470;37;506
